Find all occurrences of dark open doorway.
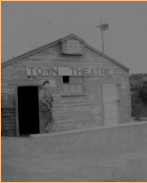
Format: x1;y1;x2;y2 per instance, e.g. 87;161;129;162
17;86;40;136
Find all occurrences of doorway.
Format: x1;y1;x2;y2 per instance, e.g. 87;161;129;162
17;86;40;136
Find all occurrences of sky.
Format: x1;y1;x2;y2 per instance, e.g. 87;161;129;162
1;1;147;74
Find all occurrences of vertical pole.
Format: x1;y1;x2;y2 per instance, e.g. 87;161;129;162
101;20;104;53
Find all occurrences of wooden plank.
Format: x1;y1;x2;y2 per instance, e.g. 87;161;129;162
105;103;118;111
103;84;117;87
105;118;118;126
103;95;118;103
103;88;117;95
105;110;118;119
1;87;14;94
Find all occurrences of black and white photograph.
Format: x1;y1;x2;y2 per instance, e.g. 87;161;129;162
1;1;147;182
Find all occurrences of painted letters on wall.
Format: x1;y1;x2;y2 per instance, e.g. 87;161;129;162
27;67;113;77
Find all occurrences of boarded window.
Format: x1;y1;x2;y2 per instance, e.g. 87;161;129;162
76;83;83;92
63;76;84;94
70;84;76;92
70;76;83;83
63;84;70;93
68;40;79;52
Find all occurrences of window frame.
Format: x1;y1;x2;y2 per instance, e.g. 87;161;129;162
62;76;85;96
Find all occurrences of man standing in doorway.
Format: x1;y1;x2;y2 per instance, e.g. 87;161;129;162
39;80;54;133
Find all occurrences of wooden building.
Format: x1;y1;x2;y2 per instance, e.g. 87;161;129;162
1;34;131;137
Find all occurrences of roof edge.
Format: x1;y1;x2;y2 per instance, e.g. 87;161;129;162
2;34;129;71
1;39;60;69
60;34;86;44
85;43;129;71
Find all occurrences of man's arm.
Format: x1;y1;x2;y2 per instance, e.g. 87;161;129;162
50;93;53;102
39;89;50;107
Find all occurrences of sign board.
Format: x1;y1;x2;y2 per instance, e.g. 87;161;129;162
27;67;113;77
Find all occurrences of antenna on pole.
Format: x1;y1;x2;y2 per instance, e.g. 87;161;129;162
96;19;109;54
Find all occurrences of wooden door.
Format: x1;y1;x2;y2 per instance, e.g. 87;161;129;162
103;84;119;126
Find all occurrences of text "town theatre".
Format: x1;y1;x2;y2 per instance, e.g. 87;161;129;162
27;67;113;77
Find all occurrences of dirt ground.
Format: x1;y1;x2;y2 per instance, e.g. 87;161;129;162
1;123;147;182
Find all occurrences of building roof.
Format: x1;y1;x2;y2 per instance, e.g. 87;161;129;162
2;34;129;71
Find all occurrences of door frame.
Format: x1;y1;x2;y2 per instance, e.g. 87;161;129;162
15;84;41;137
15;87;19;137
101;82;121;126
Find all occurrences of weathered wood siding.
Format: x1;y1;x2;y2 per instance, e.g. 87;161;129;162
1;42;130;135
1;83;15;136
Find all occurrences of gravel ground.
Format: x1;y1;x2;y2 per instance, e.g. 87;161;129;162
1;123;147;182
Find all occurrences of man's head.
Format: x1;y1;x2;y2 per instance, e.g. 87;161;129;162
43;80;49;89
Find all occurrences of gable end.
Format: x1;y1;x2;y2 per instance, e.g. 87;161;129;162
2;34;129;71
